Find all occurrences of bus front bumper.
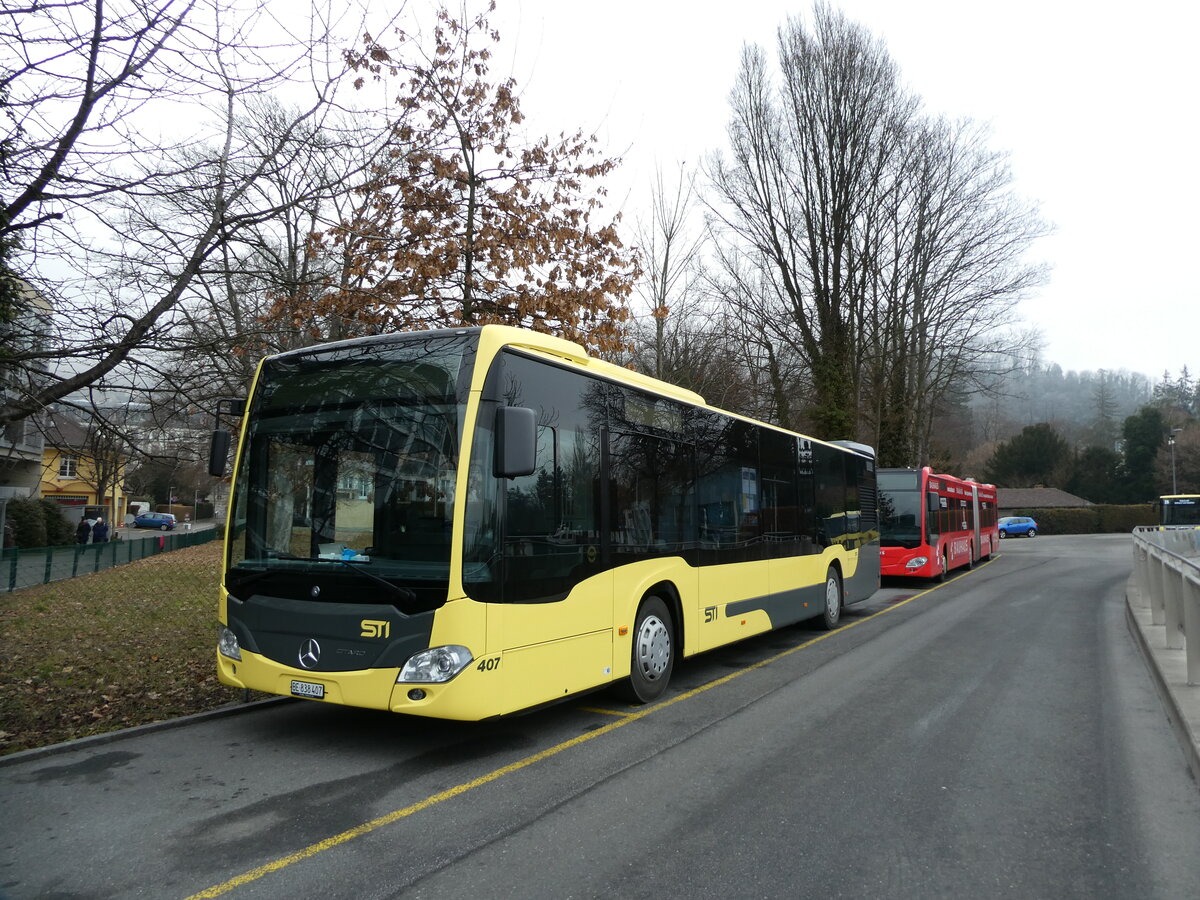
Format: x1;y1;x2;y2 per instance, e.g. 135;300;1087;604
217;647;502;720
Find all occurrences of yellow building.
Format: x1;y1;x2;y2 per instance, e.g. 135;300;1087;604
38;413;130;526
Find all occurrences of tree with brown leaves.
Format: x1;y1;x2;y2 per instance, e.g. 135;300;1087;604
280;2;638;356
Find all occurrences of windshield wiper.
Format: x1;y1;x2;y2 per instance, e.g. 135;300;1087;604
338;558;418;603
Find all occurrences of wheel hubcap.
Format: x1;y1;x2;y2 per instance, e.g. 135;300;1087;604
826;578;839;617
635;615;670;681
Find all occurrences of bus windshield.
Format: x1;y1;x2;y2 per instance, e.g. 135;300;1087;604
878;469;921;548
1162;496;1200;527
225;333;475;606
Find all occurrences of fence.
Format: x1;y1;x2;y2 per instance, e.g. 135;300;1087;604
2;528;219;593
1131;526;1200;685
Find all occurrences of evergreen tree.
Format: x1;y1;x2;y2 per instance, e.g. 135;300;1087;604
1120;406;1165;502
983;423;1071;488
1066;445;1122;503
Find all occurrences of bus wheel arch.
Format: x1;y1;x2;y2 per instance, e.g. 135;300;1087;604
618;590;677;704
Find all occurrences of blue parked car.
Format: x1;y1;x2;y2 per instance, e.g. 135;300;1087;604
998;515;1037;538
133;511;177;531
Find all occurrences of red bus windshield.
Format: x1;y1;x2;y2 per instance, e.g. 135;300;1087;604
879;470;921;548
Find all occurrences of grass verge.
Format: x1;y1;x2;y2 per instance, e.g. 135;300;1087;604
0;542;251;756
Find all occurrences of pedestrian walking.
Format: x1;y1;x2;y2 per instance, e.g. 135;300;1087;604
75;517;92;545
92;517;109;544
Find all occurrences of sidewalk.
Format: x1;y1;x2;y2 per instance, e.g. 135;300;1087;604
1125;579;1200;783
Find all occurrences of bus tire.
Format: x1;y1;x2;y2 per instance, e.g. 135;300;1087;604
620;596;673;704
935;549;948;583
821;567;843;630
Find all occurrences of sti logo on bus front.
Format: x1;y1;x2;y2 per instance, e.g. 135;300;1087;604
360;619;390;639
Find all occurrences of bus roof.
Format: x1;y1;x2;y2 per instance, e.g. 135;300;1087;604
259;324;870;458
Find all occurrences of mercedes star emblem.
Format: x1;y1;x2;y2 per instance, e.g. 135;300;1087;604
298;638;321;669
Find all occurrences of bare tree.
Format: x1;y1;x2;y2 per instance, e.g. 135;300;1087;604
706;3;1044;460
289;2;639;357
0;0;398;428
624;164;759;412
148;98;392;417
630;165;706;379
707;9;916;439
865;117;1046;464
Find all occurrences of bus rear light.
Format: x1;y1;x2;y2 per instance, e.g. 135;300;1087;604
905;557;928;569
218;625;242;661
398;645;473;683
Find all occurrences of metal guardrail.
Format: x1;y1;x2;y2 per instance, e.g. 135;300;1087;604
2;528;218;593
1131;526;1200;685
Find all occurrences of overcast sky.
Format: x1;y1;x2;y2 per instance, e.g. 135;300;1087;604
487;0;1197;381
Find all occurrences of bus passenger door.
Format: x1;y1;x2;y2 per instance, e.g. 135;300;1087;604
485;422;613;713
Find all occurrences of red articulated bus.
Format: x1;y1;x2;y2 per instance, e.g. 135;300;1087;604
878;467;999;580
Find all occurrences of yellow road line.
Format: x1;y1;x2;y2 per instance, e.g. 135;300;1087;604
576;706;635;717
185;564;986;899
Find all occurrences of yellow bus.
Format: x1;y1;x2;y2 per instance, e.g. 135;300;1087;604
208;325;879;719
1160;495;1200;527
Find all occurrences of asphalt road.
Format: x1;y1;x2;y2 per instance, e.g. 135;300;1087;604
114;520;217;542
3;534;1199;899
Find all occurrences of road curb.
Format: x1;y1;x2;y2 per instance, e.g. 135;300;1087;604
0;695;293;768
1125;579;1200;785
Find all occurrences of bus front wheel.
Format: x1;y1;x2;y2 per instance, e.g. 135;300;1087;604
620;596;674;704
822;567;843;630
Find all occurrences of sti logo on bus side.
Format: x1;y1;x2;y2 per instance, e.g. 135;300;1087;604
360;620;390;639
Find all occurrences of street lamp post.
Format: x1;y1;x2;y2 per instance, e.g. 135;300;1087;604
1169;429;1183;494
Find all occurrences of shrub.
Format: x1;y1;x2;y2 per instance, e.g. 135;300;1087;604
6;497;47;548
1095;503;1157;533
1005;504;1159;535
1012;507;1096;535
39;498;76;546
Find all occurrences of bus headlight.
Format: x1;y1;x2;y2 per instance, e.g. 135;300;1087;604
398;645;473;683
218;624;242;661
905;557;928;569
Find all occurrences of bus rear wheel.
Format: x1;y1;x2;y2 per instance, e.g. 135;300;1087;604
620;596;673;704
821;567;843;630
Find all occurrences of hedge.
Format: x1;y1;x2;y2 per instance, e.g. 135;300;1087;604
3;497;84;549
38;498;76;547
1004;504;1157;535
5;498;46;549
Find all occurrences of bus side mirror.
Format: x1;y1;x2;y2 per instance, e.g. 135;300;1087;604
495;407;536;478
209;430;232;477
927;492;941;513
208;397;245;477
